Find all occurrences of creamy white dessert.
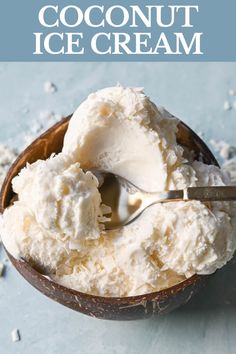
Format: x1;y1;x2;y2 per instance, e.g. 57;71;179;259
1;86;236;297
63;87;185;192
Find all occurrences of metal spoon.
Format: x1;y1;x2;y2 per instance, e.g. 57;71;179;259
95;171;236;230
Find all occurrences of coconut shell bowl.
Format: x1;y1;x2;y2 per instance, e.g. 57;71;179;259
0;116;217;320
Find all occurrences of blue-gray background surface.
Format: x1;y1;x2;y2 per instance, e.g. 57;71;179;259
1;62;236;354
0;0;236;61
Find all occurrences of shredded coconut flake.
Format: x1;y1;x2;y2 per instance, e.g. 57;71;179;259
223;100;232;111
229;89;236;96
11;329;21;342
23;111;61;147
0;145;18;186
44;81;57;94
210;139;236;160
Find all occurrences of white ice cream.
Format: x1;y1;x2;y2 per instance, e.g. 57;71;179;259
0;153;109;270
63;87;185;192
1;86;236;297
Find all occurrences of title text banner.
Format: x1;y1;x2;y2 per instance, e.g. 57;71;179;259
0;0;235;61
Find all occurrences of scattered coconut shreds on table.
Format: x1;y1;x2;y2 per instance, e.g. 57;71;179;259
210;139;236;160
38;110;61;122
23;111;62;147
229;89;236;97
0;144;18;186
44;81;57;94
224;100;232;111
11;329;21;343
0;111;61;182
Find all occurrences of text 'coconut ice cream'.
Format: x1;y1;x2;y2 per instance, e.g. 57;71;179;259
1;86;236;297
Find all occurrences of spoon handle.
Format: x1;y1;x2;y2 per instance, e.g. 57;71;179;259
184;186;236;201
143;186;236;206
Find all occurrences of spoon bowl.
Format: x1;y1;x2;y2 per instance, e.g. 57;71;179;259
97;172;236;230
0;115;218;320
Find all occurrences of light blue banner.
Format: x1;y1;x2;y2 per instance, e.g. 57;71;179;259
0;0;235;61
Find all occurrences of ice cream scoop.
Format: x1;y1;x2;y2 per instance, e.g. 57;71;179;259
96;171;236;230
0;114;232;319
1;86;236;302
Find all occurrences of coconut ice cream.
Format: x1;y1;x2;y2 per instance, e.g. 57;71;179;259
1;86;236;297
